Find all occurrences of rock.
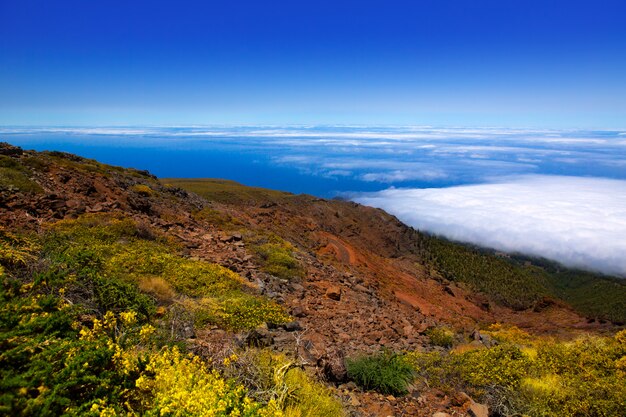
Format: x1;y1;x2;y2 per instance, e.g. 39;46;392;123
86;202;104;212
326;285;342;301
319;351;347;382
242;326;274;347
354;284;370;293
291;306;306;317
220;233;243;243
443;285;458;297
283;321;302;332
349;395;361;407
467;402;489;417
470;330;496;347
339;381;357;390
338;332;351;342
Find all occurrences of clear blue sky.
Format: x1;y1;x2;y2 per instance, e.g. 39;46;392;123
1;0;625;127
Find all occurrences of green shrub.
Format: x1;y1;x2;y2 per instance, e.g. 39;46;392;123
222;349;345;417
192;207;242;228
407;331;626;417
254;241;303;280
426;326;456;348
346;351;414;395
41;213;289;331
130;183;155;196
0;155;42;193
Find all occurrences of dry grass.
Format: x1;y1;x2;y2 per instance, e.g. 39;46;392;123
138;276;176;302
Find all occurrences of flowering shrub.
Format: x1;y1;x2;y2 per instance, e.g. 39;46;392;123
130;184;155;196
221;350;345;417
0;227;39;267
407;328;626;416
136;347;282;417
42;214;289;331
0;276;282;417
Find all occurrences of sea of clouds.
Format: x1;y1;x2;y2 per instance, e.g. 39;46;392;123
354;175;626;276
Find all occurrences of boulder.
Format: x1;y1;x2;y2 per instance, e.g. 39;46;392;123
326;285;342;301
468;402;489;417
291;306;306;317
283;321;302;332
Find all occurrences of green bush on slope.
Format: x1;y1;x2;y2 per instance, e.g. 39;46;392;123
41;213;290;330
0;214;339;416
346;351;414;396
407;328;626;417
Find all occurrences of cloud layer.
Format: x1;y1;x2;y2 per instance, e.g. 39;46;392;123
354;175;626;276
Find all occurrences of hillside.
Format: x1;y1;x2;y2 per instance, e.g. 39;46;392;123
1;142;625;417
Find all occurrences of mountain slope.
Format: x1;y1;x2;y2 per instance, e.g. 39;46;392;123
1;142;624;417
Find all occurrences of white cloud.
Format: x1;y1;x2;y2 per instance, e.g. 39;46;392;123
360;169;448;182
354;175;626;276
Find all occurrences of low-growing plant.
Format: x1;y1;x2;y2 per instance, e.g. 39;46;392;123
407;329;626;417
138;276;177;302
346;351;414;395
222;349;345;417
426;326;456;348
0;155;43;193
192;207;242;228
0;227;39;268
253;239;303;280
41;213;290;331
130;183;155;196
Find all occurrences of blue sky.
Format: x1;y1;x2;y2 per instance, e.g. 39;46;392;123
1;0;626;127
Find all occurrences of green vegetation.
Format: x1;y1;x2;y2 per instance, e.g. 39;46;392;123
42;214;290;331
252;238;303;280
192;207;243;228
420;234;626;322
346;351;414;396
44;215;289;330
23;151;155;180
408;326;626;417
163;178;293;205
426;326;456;348
130;183;155;196
0;214;341;416
0;289;281;416
222;350;345;417
0;155;42;193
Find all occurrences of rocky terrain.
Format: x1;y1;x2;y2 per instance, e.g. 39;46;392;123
1;142;623;417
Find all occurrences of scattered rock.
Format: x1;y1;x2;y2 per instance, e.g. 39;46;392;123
283;321;302;332
241;326;274;347
467;402;489;417
291;306;306;317
326;285;342;301
443;285;458;297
